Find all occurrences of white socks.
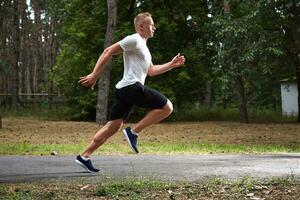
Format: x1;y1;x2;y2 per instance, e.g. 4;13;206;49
81;156;89;161
131;129;139;136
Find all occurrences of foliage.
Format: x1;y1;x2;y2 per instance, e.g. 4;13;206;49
0;59;10;76
49;0;298;121
0;176;299;199
51;0;106;120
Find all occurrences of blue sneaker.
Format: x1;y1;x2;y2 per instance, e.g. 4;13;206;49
123;127;139;153
75;155;100;173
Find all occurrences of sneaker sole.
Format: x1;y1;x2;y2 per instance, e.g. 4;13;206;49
123;129;138;154
75;159;96;173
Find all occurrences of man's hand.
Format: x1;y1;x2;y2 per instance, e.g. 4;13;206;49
78;73;98;90
170;53;185;68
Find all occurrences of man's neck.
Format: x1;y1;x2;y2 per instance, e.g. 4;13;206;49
137;32;148;42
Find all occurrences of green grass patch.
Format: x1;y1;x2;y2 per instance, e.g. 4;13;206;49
95;178;171;199
2;105;298;122
0;142;299;155
142;142;300;154
169;106;297;122
0;176;298;200
1;105;72;121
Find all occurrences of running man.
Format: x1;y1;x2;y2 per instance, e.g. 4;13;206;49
76;12;185;172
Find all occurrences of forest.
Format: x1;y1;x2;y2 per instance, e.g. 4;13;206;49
0;0;299;124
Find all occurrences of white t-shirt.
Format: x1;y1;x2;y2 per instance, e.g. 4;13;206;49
116;33;152;89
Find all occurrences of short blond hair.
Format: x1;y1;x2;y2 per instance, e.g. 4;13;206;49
134;12;152;31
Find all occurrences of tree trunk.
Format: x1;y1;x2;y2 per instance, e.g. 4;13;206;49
0;0;8;55
233;75;249;123
48;16;59;110
296;58;300;122
0;0;9;95
204;80;212;109
96;0;117;124
19;0;27;99
0;112;2;129
32;0;43;96
11;0;20;110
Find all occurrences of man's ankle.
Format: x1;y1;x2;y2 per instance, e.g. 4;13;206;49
131;128;139;136
80;154;90;161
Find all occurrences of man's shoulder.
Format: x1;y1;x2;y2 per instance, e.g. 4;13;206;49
119;33;140;51
120;33;138;43
124;33;138;39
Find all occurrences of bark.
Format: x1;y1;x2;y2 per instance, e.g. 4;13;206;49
96;0;117;124
296;57;300;122
19;0;27;96
44;15;50;107
204;80;212;109
233;75;249;123
11;0;21;110
32;0;43;94
0;0;9;94
48;16;59;110
24;4;32;98
0;1;7;53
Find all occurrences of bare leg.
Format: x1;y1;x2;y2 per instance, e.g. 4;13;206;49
81;119;123;157
132;100;173;133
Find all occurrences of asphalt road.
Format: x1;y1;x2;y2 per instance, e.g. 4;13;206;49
1;154;300;183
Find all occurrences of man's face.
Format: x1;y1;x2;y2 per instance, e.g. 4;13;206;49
141;17;156;38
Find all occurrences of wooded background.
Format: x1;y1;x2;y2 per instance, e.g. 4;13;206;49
0;0;299;124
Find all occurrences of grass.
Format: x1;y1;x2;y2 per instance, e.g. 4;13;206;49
142;142;300;154
95;179;170;199
0;176;299;199
1;115;300;155
1;105;72;121
2;104;298;123
0;142;299;155
170;106;297;123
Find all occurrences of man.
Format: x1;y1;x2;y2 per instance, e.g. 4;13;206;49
76;12;185;172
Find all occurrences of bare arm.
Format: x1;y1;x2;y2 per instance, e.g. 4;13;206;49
148;54;185;77
79;43;123;89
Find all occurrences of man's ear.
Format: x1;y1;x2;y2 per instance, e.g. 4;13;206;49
139;23;144;31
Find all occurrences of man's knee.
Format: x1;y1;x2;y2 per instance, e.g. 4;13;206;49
164;100;173;115
93;120;123;143
107;119;123;134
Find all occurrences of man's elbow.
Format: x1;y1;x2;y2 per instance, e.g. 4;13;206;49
103;47;113;56
147;69;156;77
103;43;123;56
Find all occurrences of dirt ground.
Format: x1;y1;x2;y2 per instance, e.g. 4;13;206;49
1;116;300;146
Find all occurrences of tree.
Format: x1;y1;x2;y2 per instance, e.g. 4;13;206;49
96;0;117;124
0;0;9;95
52;0;107;120
0;112;2;129
212;0;249;123
277;1;300;121
48;0;298;122
256;1;300;121
32;0;44;95
11;0;21;110
43;0;61;110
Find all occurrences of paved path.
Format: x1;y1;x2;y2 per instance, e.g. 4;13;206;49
1;154;300;183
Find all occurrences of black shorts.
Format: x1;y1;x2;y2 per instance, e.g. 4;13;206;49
109;82;168;121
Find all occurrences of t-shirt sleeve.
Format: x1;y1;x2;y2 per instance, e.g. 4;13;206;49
118;35;137;51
